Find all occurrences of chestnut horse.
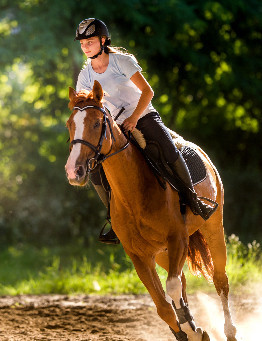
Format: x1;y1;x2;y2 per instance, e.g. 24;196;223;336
65;81;237;341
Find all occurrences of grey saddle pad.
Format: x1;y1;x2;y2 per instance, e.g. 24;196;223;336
180;146;207;186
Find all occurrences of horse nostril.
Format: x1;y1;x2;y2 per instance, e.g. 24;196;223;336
75;165;85;178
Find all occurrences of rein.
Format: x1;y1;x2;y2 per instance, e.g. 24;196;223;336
70;105;129;172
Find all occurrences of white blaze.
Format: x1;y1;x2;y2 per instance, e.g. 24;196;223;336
65;110;86;179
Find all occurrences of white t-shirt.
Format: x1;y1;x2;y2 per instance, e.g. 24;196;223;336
76;53;155;124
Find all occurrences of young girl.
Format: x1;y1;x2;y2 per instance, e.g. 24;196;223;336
74;18;216;244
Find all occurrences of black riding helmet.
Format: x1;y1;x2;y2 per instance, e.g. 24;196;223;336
75;18;111;59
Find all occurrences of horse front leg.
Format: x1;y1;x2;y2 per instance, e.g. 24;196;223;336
127;251;182;337
166;233;210;341
156;251;188;304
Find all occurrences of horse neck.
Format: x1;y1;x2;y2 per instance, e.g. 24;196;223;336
103;125;146;200
108;120;127;153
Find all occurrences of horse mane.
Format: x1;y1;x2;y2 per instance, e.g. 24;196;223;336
68;89;94;110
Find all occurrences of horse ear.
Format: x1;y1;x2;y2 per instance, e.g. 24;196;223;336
68;87;77;110
93;80;103;102
69;87;76;101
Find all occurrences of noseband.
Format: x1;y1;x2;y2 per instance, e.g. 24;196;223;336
70;105;129;172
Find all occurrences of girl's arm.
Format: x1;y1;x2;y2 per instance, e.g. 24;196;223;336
122;71;154;132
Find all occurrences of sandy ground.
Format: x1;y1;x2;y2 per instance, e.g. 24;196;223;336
0;292;260;341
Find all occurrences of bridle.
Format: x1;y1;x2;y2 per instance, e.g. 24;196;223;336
69;105;130;172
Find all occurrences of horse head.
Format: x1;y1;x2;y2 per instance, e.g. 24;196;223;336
65;81;114;186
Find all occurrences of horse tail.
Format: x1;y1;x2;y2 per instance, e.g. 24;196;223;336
187;230;214;283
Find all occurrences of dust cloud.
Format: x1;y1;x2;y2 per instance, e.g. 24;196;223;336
194;285;262;341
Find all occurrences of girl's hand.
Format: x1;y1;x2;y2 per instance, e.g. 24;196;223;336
122;116;138;133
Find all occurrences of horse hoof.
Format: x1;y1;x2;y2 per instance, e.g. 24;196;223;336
202;330;210;341
225;325;237;341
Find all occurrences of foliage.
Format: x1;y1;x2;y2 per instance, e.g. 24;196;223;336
0;235;261;295
0;240;146;295
226;234;262;286
0;0;261;245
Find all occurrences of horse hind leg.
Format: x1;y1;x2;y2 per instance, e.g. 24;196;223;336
214;269;237;341
166;234;210;341
201;223;237;341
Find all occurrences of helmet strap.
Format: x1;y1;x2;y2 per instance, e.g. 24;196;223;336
90;37;104;60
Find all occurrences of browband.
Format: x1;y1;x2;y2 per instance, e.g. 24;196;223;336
73;105;107;115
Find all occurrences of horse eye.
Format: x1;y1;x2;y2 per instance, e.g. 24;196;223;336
94;120;100;129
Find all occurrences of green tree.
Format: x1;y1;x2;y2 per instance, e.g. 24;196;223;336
0;0;261;244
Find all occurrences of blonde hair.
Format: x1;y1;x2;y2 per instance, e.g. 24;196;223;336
105;44;139;63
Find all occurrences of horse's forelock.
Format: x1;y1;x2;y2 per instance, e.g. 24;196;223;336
68;89;94;110
76;89;92;100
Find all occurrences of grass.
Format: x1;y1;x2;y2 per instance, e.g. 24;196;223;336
0;234;261;296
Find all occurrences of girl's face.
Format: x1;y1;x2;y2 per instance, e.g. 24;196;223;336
80;37;104;58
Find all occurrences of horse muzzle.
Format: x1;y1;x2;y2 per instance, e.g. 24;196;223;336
65;164;88;186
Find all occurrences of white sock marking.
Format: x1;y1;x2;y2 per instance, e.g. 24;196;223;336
220;291;236;338
166;277;182;307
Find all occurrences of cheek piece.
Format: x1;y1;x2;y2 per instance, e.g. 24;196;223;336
90;38;104;60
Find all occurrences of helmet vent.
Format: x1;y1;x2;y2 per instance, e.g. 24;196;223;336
85;24;95;36
78;18;95;34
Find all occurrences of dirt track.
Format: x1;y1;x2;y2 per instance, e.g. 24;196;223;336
0;292;260;340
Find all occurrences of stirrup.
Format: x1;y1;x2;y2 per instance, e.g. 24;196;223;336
99;221;120;245
194;196;218;220
184;188;218;220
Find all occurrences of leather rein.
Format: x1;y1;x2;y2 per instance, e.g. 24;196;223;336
70;105;130;172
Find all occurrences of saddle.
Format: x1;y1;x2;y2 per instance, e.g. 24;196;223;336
131;128;207;192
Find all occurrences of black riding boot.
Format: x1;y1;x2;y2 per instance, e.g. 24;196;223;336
169;153;218;220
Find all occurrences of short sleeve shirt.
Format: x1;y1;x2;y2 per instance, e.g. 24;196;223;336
76;53;155;124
